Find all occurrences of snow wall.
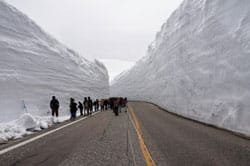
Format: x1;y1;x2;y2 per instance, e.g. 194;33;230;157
111;0;250;135
0;1;109;122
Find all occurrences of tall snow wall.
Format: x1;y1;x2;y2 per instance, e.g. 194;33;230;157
0;1;109;122
111;0;250;135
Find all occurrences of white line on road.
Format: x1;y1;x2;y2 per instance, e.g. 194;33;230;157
0;111;100;155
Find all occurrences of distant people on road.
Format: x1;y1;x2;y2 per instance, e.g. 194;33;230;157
113;98;119;116
70;98;77;119
95;99;99;112
109;98;114;110
93;100;97;112
83;97;88;116
104;99;108;110
78;101;84;116
50;96;59;117
88;97;93;115
100;99;104;111
124;97;128;112
119;97;122;113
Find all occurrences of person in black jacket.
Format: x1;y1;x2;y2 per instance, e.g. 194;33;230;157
88;97;93;115
78;101;83;116
50;96;59;117
70;98;77;119
113;98;119;116
104;99;108;110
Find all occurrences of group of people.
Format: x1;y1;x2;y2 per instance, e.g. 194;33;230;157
109;97;128;116
49;96;127;120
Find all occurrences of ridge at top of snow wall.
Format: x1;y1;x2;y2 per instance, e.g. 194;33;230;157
111;0;250;135
0;1;109;122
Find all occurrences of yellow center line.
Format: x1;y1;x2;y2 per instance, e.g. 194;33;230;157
128;104;155;166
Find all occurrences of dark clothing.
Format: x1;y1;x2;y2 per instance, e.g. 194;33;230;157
104;100;108;110
50;98;59;117
78;102;84;116
114;106;119;116
119;98;122;106
50;99;59;110
88;99;93;115
109;99;114;110
52;109;58;117
70;101;77;119
96;99;99;111
93;100;99;112
113;99;119;116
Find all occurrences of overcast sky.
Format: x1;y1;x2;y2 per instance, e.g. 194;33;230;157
6;0;182;80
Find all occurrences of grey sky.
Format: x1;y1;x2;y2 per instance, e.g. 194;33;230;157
6;0;182;61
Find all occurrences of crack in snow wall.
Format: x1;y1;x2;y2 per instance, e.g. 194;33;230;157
0;1;109;122
111;0;250;135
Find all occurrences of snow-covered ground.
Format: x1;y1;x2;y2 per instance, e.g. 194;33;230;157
0;1;109;140
111;0;250;135
0;113;68;143
0;111;89;143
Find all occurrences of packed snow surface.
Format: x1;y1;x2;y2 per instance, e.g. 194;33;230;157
0;112;81;142
111;0;250;135
0;0;109;124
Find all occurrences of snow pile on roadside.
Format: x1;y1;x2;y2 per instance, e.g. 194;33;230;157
111;0;250;135
0;113;68;142
0;1;109;123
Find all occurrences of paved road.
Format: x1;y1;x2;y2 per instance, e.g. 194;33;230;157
129;102;250;166
1;102;250;166
0;110;145;166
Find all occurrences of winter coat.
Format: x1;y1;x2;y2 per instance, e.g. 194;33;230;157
50;99;59;109
70;102;77;112
78;103;83;110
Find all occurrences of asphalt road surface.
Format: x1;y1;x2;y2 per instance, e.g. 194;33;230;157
0;110;144;166
129;102;250;166
1;102;250;166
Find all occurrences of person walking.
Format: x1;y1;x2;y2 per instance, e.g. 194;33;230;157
124;97;128;112
70;98;77;119
100;99;104;111
83;97;88;116
93;100;97;112
111;98;115;110
88;97;93;115
113;98;119;116
104;99;108;110
50;96;59;118
95;99;99;111
119;97;122;113
78;101;84;116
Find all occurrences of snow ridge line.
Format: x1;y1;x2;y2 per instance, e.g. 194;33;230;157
0;112;100;156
